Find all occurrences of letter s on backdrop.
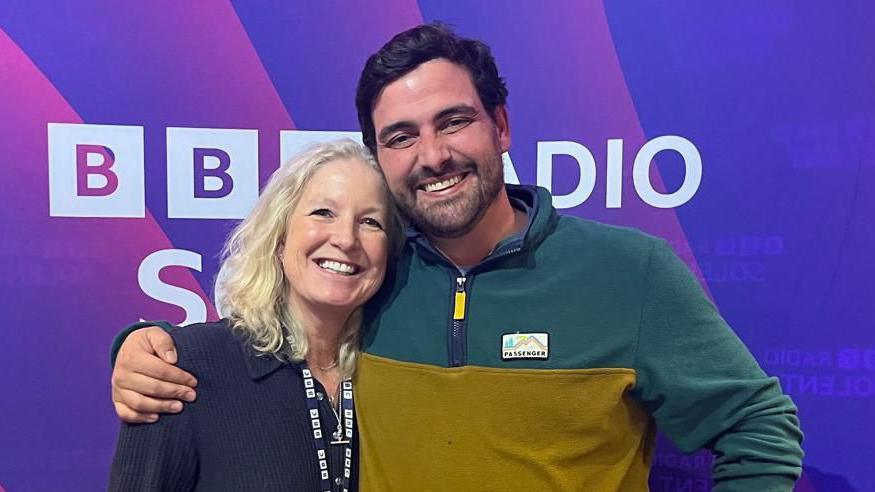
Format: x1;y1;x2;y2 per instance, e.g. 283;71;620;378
137;249;206;325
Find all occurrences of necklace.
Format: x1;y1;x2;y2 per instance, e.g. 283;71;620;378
318;359;338;371
328;384;344;440
327;382;340;407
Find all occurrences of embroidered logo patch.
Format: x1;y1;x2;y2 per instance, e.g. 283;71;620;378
502;333;549;360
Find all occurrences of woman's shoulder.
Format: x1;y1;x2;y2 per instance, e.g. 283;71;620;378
168;319;248;365
170;318;237;342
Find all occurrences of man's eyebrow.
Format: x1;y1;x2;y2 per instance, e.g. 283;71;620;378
434;104;478;121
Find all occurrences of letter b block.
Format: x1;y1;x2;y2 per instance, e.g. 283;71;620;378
167;127;258;219
48;123;145;217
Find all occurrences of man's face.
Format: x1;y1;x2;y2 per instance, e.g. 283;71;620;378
371;59;510;238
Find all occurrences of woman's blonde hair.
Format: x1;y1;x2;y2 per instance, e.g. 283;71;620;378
216;139;404;376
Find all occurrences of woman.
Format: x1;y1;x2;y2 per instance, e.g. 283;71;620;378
109;140;404;491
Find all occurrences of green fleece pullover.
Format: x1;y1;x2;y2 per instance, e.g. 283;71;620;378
355;184;803;491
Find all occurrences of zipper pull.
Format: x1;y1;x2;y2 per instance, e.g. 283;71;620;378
453;276;467;320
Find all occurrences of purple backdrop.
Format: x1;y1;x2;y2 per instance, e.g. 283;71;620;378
1;1;872;490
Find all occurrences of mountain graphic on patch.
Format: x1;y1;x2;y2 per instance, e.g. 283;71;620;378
502;333;549;360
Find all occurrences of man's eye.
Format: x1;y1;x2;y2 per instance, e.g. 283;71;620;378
442;118;472;133
387;134;416;149
362;217;384;230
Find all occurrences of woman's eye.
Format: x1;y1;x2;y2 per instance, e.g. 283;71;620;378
310;208;333;217
362;217;384;230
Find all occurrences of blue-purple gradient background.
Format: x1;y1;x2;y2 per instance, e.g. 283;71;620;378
1;1;872;490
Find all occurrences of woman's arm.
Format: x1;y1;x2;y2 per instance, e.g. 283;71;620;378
109;392;198;491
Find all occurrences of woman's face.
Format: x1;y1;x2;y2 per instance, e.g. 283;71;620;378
280;158;391;317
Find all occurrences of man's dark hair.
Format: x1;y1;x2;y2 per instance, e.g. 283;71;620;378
355;23;508;156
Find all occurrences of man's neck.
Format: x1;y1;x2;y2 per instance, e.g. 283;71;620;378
428;188;527;268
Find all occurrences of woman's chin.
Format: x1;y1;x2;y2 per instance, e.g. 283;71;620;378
309;293;368;313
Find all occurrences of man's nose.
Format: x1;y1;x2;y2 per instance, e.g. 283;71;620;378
417;131;452;172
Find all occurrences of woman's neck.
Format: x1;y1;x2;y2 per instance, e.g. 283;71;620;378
291;299;347;403
290;298;349;370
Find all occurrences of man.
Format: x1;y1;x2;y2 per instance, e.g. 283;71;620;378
111;24;802;491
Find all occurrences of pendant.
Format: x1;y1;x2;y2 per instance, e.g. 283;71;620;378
330;428;349;445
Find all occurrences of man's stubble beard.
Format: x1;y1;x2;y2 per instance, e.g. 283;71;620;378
395;153;505;239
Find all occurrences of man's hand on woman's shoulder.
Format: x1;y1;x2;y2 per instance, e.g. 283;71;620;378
111;326;198;423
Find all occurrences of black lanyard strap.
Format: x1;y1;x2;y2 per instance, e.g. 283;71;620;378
302;364;354;492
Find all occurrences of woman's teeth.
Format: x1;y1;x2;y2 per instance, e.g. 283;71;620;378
318;260;356;275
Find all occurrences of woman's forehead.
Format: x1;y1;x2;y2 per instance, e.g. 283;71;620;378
301;159;387;208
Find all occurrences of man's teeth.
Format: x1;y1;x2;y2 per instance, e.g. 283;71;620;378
318;260;356;275
423;175;463;192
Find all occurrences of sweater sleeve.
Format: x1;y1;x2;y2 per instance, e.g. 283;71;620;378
110;320;176;367
108;406;197;491
631;239;803;492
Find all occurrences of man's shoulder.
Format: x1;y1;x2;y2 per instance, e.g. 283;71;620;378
546;215;661;257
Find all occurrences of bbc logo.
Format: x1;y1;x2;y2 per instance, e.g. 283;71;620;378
47;123;362;219
49;123;703;214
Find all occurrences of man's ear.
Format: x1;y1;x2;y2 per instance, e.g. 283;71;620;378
493;105;511;153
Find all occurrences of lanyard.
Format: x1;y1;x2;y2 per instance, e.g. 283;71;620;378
302;364;354;492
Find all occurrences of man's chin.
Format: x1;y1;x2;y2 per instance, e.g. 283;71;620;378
398;189;487;238
412;209;481;239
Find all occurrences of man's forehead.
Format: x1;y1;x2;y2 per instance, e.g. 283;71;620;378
371;59;482;126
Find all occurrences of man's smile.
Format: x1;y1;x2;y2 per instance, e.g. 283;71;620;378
417;172;470;196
